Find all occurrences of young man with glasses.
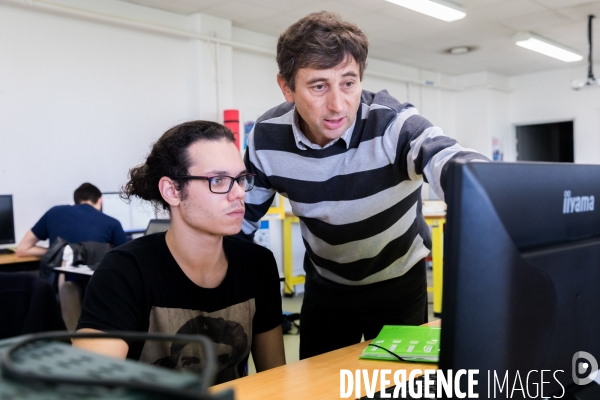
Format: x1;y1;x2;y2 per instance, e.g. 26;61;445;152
73;121;285;384
241;11;489;359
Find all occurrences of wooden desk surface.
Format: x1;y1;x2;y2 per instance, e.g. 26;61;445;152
211;320;441;400
0;253;40;265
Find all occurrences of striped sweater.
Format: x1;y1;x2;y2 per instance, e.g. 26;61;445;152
242;90;488;286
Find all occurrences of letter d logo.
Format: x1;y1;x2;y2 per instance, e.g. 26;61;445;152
572;351;598;385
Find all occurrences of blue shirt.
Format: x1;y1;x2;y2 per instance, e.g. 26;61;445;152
31;204;127;247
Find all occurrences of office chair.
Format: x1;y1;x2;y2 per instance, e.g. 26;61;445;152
0;272;66;339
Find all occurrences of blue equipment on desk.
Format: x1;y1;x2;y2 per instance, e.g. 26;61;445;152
0;331;234;399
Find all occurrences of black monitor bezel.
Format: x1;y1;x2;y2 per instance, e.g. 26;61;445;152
0;194;16;246
439;161;600;398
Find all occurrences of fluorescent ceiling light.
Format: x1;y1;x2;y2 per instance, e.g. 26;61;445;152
513;32;583;63
385;0;466;22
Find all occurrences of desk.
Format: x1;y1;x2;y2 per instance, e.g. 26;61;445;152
211;321;441;399
54;265;94;276
0;254;40;272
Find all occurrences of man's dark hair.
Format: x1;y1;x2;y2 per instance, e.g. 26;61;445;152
122;120;235;210
73;183;102;204
277;11;369;91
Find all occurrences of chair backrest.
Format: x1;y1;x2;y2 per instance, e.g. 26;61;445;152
0;272;66;339
144;219;170;235
68;242;112;271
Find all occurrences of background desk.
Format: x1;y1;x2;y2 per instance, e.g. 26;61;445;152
211;320;441;400
54;265;94;277
0;254;40;272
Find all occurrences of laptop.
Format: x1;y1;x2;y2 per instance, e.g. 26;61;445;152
144;219;170;235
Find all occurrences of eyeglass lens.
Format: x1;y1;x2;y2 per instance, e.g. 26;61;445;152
209;175;254;193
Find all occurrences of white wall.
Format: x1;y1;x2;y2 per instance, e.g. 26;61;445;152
454;89;511;159
452;72;512;160
0;2;192;244
0;0;252;246
7;0;595;283
232;28;282;123
509;65;600;164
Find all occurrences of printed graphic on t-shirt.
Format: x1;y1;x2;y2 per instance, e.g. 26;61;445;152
139;300;255;384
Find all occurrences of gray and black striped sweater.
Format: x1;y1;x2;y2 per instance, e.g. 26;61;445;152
242;89;488;286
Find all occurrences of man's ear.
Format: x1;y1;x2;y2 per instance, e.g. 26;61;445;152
277;74;295;103
159;177;181;207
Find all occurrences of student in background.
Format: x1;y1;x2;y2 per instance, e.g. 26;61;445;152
73;121;285;384
240;11;489;359
16;182;127;331
15;182;127;257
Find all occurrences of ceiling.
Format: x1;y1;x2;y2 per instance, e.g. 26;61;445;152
119;0;600;76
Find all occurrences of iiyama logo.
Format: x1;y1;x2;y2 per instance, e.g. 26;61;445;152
563;191;595;214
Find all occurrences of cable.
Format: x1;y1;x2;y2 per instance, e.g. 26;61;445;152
0;331;217;399
365;343;411;362
588;15;595;80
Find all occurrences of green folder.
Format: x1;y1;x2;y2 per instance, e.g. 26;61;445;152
359;325;441;363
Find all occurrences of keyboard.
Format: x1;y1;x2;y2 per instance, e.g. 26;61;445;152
0;336;233;400
0;248;15;255
360;374;439;399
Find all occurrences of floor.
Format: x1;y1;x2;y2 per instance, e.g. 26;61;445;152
247;267;435;375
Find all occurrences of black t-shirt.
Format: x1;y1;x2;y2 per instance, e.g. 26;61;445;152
77;232;282;384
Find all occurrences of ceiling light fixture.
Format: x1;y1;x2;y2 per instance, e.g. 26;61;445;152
513;31;583;62
385;0;466;22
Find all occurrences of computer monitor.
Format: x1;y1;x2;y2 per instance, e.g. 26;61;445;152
439;161;600;398
0;195;16;246
101;192;156;233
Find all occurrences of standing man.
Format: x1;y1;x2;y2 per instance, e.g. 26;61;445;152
241;11;489;359
15;182;127;257
74;121;285;384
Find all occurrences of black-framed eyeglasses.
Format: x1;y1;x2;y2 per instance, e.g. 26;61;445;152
172;173;256;194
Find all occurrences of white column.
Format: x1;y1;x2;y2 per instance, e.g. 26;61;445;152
187;13;234;122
